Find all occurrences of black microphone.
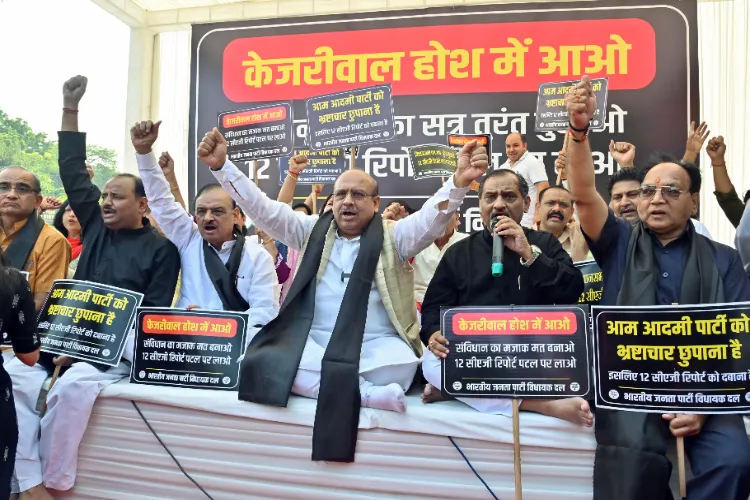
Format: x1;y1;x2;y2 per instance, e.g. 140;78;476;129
491;216;504;277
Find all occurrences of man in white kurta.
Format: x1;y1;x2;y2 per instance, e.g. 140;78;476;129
199;129;489;411
132;120;278;338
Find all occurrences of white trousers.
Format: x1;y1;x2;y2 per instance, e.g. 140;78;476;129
422;350;512;416
39;361;129;491
292;335;419;400
5;358;47;493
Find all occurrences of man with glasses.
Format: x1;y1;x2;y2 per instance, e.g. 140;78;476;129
198;126;488;462
0;168;71;311
566;76;750;500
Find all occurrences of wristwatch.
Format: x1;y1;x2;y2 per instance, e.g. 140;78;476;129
520;245;542;267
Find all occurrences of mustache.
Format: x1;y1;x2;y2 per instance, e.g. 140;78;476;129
547;210;564;220
491;210;510;220
101;206;116;213
338;205;359;215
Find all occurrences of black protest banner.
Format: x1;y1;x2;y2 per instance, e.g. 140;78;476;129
37;280;142;366
409;144;458;180
131;308;248;390
575;260;603;305
447;134;492;161
1;272;29;347
190;1;698;227
218;103;294;161
277;148;346;185
593;303;750;413
441;306;591;398
305;84;396;151
535;78;609;132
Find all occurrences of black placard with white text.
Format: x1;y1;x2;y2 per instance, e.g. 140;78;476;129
131;308;247;390
441;306;591;398
37;280;142;366
593;303;750;413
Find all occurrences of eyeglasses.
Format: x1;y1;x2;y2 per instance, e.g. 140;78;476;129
0;182;37;195
333;189;376;202
639;185;687;201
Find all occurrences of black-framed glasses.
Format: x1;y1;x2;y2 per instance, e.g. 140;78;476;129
333;189;376;202
639;184;687;201
0;182;37;195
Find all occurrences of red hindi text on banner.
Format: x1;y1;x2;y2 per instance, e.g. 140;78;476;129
222;18;655;102
141;314;238;338
451;312;578;336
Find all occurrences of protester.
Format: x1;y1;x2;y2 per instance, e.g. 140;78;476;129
0;167;71;310
197;126;488;462
565;75;750;500
706;135;745;227
420;169;589;424
535;185;591;262
0;251;40;500
132;119;279;330
500;133;549;227
411;211;467;306
51;201;82;278
8;76;181;499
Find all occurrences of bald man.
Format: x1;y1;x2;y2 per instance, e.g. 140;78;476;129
198;127;488;462
501;133;550;227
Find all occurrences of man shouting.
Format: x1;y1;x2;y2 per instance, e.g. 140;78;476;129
197;127;488;462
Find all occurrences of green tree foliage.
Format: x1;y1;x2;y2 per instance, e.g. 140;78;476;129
0;108;119;199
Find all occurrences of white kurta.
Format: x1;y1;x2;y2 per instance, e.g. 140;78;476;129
500;151;550;228
212;159;469;391
137;152;279;343
413;230;468;304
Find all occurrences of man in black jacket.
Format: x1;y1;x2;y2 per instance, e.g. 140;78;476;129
420;169;591;425
10;75;180;499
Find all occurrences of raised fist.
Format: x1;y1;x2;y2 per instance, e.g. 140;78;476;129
159;151;175;177
609;140;636;169
565;75;597;130
86;164;95;180
382;202;408;222
706;136;726;165
40;197;62;212
312;184;323;195
130;120;162;155
454;140;489;189
555;150;567;181
289;155;308;175
197;127;227;170
63;75;88;108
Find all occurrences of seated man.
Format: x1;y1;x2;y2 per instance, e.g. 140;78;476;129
420;169;590;426
566;75;750;500
412;211;467;307
10;75;180;499
535;184;591;263
197;127;488;462
132;119;278;332
0;167;71;311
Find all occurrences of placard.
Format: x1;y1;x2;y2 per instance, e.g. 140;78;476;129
593;303;750;413
447;134;492;162
218;102;294;161
535;78;609;132
409;144;458;180
278;148;346;186
305;84;396;151
37;280;142;366
131;308;248;390
441;306;591;398
575;260;603;305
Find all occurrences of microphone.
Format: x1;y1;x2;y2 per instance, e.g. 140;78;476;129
491;216;504;277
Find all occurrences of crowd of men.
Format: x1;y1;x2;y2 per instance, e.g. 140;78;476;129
2;73;750;500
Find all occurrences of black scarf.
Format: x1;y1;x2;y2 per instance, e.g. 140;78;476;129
238;211;384;463
593;221;724;500
203;229;250;312
4;213;44;270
